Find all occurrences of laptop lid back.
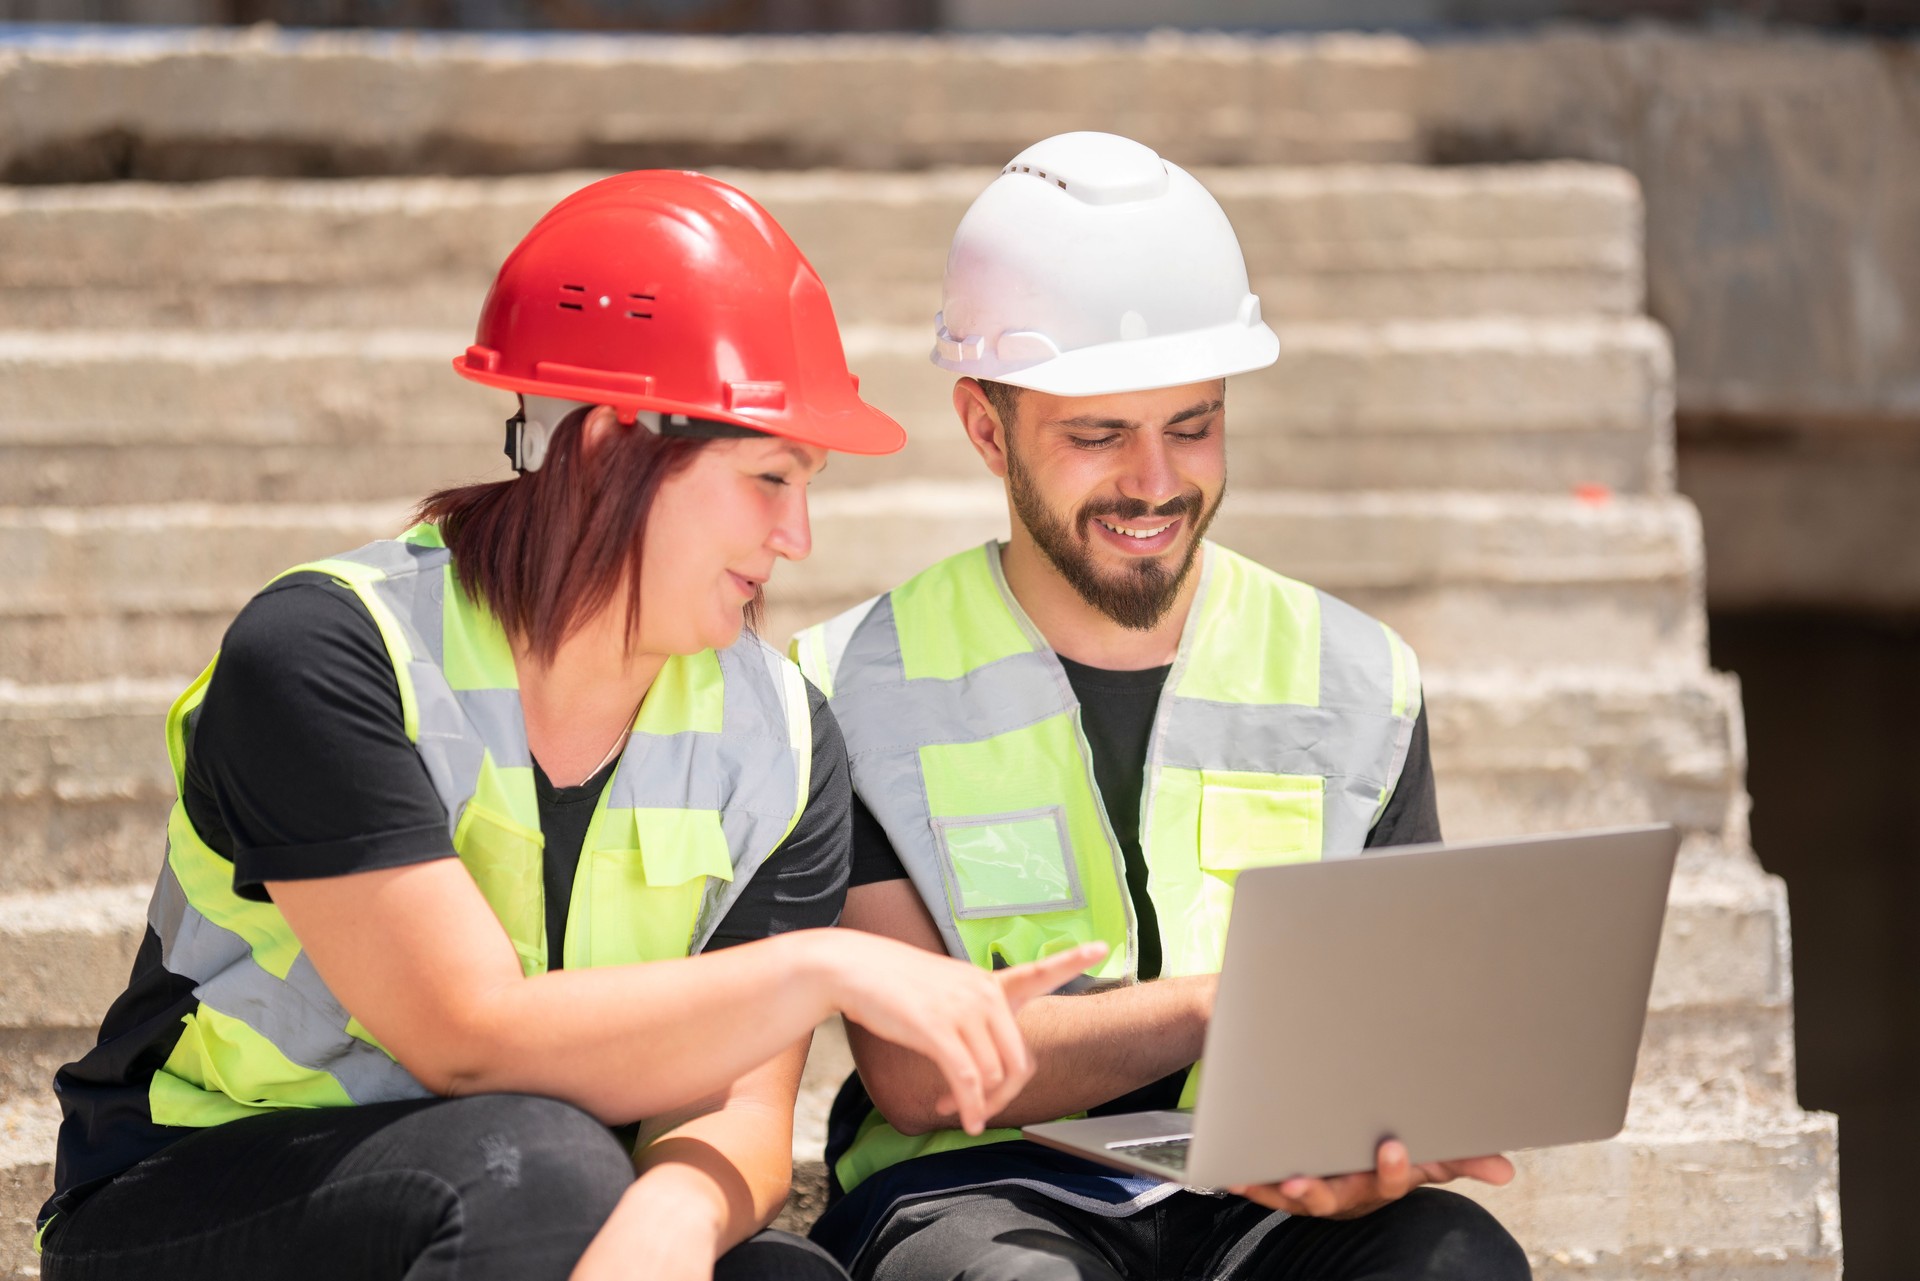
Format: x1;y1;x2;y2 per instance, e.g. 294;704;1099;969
1183;825;1678;1187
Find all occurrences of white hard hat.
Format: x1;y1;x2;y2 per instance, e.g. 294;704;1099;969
931;131;1279;396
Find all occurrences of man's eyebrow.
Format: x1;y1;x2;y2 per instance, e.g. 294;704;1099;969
1167;399;1224;426
1049;398;1224;432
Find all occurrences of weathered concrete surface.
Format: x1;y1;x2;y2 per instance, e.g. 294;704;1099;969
1425;27;1920;430
0;490;1705;682
6;26;1915;430
1424;666;1744;846
1678;417;1920;613
0;316;1673;504
0;679;175;894
1462;1112;1843;1276
1;1096;58;1279
0;884;150;1035
0;28;1422;183
0;164;1641;330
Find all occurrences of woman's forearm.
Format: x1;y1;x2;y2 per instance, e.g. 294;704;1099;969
442;930;842;1123
276;859;1100;1134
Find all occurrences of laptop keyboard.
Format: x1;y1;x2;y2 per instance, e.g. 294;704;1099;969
1108;1135;1192;1173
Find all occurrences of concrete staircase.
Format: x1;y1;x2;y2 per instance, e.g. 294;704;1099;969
0;35;1840;1279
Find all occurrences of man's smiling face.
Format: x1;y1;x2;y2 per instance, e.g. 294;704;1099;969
996;379;1228;631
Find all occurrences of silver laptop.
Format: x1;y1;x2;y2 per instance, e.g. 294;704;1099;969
1023;824;1679;1187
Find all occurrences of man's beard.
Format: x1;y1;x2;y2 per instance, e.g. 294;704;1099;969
1006;444;1221;632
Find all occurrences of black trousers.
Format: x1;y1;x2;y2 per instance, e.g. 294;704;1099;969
41;1094;848;1281
848;1183;1531;1281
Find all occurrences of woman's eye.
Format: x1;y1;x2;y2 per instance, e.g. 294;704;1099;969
759;473;790;487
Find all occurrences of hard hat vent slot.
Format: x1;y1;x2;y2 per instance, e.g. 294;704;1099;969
626;291;655;321
559;283;587;313
1003;163;1068;191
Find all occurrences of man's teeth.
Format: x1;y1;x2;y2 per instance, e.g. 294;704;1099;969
1098;519;1169;540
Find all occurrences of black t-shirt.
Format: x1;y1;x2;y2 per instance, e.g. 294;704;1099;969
48;573;850;1219
842;652;1441;1118
185;572;851;951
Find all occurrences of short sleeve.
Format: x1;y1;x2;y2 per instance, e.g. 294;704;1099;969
1366;700;1442;849
701;677;852;949
183;573;457;899
849;793;910;887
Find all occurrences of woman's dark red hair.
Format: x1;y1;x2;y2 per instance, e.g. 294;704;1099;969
415;408;724;664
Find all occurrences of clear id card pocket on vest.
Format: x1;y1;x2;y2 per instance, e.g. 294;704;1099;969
932;805;1085;919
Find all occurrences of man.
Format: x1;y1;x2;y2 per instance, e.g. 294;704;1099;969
793;132;1529;1280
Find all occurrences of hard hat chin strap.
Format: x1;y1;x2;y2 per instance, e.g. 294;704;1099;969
508;394;767;472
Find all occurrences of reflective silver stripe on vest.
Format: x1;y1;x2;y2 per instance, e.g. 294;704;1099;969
827;594;977;962
338;542;497;834
149;861;430;1104
810;593;878;699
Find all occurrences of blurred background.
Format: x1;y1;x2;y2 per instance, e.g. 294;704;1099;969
1;2;1915;1277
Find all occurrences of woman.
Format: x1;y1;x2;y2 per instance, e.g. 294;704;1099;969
34;171;1102;1281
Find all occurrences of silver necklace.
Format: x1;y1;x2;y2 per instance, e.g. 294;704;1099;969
588;698;642;779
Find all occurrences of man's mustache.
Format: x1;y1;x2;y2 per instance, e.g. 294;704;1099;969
1079;492;1203;524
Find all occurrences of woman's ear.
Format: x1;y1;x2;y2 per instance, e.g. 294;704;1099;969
578;405;623;457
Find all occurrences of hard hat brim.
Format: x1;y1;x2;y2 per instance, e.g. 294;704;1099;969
933;321;1280;398
453;360;907;456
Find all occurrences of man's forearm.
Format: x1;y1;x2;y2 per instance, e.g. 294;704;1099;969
852;973;1214;1134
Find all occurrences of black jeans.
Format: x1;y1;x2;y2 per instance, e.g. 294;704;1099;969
41;1094;848;1281
848;1183;1530;1281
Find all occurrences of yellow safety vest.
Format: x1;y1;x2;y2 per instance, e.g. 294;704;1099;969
792;541;1419;1192
145;523;813;1130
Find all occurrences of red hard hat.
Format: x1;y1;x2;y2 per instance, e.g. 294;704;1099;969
453;171;905;456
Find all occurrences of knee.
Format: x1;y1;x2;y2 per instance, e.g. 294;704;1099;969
1380;1188;1531;1281
442;1094;632;1223
715;1229;850;1281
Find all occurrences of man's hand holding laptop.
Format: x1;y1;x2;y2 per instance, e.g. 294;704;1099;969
1229;1138;1515;1219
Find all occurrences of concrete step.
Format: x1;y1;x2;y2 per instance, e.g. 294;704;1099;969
774;484;1707;672
0;163;1640;333
0;679;175;895
0;664;1744;895
0;317;1673;506
0;489;1703;684
0;28;1424;184
1424;666;1744;849
0;1096;58;1280
0;884;150;1054
1460;1112;1842;1279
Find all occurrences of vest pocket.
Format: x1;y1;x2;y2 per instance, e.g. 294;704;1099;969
579;809;735;966
1197;773;1324;872
452;801;547;974
933;805;1084;919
